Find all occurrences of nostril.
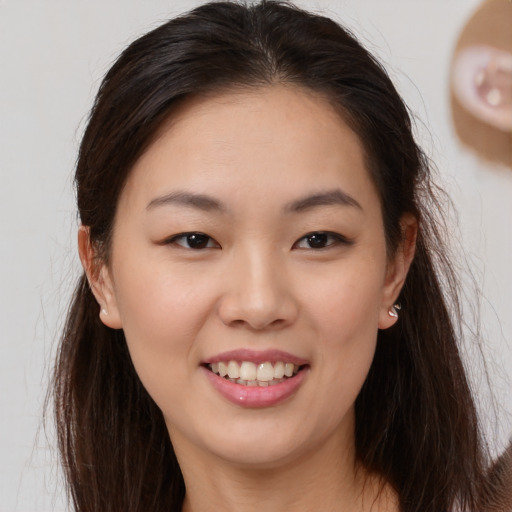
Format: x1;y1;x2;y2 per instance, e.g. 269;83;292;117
216;274;299;330
229;319;247;329
227;317;288;330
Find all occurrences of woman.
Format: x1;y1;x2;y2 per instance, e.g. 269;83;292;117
53;1;508;511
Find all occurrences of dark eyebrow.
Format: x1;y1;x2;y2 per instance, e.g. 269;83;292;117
146;191;226;212
285;189;362;213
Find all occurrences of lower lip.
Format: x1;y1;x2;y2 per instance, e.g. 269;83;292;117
202;366;308;408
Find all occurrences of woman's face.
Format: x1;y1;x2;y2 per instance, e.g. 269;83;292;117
90;85;410;470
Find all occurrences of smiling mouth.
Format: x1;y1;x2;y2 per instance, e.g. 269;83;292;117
206;360;306;387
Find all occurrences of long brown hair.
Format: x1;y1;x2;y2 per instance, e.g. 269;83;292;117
53;1;493;510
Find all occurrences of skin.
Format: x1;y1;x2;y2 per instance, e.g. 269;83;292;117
80;85;416;512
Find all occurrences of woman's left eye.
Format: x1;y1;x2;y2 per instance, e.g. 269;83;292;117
165;232;220;249
293;231;350;250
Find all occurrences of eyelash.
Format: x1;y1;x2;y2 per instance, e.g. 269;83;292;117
164;231;352;251
293;231;352;250
164;232;220;250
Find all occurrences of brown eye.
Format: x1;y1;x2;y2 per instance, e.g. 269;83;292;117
167;232;219;249
293;231;350;250
304;233;329;248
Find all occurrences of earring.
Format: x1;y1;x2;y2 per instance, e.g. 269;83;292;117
388;303;401;318
101;308;108;316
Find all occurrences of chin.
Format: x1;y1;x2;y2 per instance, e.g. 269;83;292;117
205;435;315;471
168;405;355;472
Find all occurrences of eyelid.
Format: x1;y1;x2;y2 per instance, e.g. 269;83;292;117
163;232;221;249
293;231;353;250
160;230;351;250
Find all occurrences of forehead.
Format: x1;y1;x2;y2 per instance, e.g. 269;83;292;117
119;84;379;214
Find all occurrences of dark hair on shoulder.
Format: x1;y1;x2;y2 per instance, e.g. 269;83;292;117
53;1;492;511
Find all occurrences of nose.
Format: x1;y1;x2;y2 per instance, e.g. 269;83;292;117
217;248;299;331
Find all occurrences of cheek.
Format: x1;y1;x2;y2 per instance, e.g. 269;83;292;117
304;259;385;403
309;256;386;343
110;257;216;398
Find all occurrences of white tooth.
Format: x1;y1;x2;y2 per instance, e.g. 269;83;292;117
274;361;285;379
257;362;274;381
211;362;219;374
236;379;246;385
268;379;279;386
227;360;240;379
218;361;228;377
228;378;236;383
258;381;269;387
239;361;257;381
284;363;294;377
247;380;258;386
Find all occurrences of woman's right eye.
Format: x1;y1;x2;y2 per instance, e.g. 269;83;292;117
165;232;220;250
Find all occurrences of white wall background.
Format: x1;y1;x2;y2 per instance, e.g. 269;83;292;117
1;1;510;510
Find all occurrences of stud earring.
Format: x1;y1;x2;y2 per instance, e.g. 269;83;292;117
101;308;108;316
388;303;401;318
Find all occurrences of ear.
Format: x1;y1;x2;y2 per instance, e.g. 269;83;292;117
378;213;417;330
78;226;123;329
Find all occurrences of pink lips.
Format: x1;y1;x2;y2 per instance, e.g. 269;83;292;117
201;349;309;408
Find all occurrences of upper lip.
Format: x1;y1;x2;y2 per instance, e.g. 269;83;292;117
203;349;309;366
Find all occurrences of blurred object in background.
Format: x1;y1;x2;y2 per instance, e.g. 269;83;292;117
450;0;512;168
